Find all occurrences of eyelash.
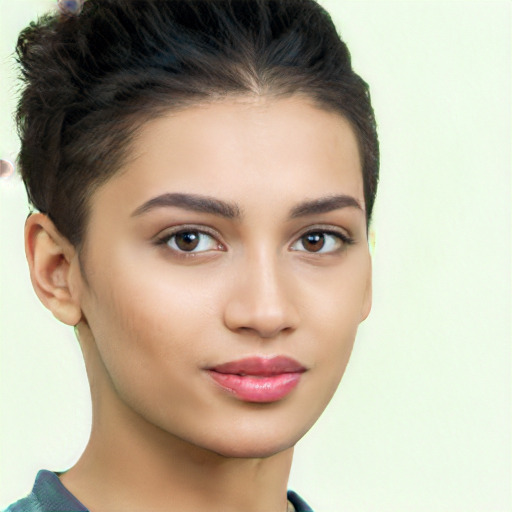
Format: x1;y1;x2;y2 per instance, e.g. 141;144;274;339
291;228;355;254
154;225;224;257
154;225;354;257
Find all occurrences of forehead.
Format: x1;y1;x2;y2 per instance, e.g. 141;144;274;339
90;96;364;221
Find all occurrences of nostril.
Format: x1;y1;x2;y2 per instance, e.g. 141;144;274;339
222;268;300;338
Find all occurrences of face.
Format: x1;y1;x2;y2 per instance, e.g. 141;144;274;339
74;96;371;458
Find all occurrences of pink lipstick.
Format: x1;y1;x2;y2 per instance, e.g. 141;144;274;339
207;356;306;403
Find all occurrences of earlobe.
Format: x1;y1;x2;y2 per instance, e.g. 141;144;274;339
25;213;83;326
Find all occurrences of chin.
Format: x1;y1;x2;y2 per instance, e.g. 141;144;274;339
190;419;309;460
207;437;296;460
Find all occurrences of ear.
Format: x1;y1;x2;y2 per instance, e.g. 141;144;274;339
360;271;372;322
25;213;83;326
360;244;373;322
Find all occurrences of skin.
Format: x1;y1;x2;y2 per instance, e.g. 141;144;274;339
25;96;372;512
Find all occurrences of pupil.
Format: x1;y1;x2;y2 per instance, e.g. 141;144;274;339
176;231;199;251
304;233;325;252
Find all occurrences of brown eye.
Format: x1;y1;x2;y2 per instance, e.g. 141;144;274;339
174;231;200;251
163;229;220;253
291;230;348;254
301;233;325;252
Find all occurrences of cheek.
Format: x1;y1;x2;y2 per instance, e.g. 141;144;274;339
80;267;182;391
304;255;370;379
307;254;369;329
81;271;213;430
87;270;208;359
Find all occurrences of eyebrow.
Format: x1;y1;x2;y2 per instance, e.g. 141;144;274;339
131;192;241;219
289;194;363;218
131;192;363;220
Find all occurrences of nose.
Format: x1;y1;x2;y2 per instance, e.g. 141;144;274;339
223;252;300;339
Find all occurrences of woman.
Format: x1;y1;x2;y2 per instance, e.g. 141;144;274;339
4;0;378;510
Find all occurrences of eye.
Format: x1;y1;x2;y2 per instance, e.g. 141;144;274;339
160;229;222;253
290;230;352;254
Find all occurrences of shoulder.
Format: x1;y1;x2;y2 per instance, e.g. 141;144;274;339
3;493;43;512
2;471;88;512
5;474;312;512
287;490;314;511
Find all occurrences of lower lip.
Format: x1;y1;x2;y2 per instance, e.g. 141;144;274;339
207;371;303;402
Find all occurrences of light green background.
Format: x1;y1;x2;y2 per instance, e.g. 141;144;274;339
1;1;510;510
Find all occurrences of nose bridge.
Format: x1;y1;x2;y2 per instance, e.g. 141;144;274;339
223;243;299;338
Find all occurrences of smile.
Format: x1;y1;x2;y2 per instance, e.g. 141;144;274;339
206;356;307;403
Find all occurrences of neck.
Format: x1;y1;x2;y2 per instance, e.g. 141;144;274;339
61;331;294;512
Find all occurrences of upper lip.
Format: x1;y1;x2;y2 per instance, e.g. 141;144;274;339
207;356;307;376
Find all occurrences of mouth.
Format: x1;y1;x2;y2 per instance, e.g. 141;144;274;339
206;356;307;403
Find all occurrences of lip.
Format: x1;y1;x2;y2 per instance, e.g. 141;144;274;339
206;356;306;403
